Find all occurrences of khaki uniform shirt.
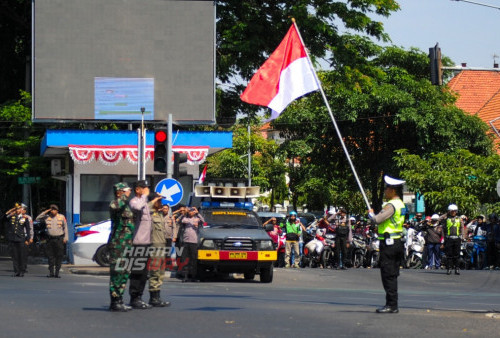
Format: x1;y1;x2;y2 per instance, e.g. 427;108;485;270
150;209;173;245
37;213;68;241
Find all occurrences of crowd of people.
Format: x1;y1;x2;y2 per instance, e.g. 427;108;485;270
264;205;500;272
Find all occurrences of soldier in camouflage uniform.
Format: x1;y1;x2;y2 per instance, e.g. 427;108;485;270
108;182;134;312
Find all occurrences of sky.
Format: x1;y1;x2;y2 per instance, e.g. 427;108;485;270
377;0;500;68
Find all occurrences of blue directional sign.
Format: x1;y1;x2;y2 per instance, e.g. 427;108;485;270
155;178;183;206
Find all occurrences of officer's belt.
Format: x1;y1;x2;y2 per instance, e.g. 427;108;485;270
48;234;64;239
378;232;402;239
447;236;459;239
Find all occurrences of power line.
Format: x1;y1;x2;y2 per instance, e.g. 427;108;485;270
451;0;500;10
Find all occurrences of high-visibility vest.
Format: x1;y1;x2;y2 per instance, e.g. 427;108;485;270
446;218;461;236
286;221;301;234
378;198;406;239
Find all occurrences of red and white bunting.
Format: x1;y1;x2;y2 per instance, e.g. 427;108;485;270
69;145;209;166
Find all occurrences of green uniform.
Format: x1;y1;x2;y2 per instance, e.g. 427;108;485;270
108;194;135;298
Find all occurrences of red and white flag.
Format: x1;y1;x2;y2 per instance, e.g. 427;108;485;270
240;24;319;121
198;165;207;184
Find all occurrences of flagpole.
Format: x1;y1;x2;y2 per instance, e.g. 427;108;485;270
291;18;372;211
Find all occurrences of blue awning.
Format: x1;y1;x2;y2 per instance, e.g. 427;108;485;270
41;129;232;157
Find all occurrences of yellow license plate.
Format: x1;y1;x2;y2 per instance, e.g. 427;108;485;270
229;252;247;259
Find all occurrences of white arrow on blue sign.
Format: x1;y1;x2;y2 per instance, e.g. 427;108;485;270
155;178;184;207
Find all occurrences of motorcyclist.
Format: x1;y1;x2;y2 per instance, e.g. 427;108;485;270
284;211;306;268
316;214;330;230
411;213;424;230
424;214;443;270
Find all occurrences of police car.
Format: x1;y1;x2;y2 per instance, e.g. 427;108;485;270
72;220;111;266
195;185;277;283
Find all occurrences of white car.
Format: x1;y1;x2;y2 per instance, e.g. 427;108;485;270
72;220;111;266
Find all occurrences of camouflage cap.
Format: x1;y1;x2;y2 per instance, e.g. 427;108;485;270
114;182;131;191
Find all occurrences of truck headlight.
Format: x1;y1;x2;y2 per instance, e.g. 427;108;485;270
201;239;215;249
256;240;274;250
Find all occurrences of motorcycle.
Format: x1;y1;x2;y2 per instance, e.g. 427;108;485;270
321;233;336;268
405;230;425;269
459;239;472;270
301;228;322;268
366;232;380;268
350;234;367;268
470;235;487;270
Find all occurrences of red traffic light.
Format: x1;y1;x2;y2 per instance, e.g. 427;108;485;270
155;130;167;143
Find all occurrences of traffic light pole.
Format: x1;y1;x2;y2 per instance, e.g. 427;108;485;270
167;113;173;179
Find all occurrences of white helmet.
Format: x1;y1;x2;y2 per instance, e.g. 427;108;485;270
448;204;458;212
431;214;439;221
316;228;325;236
349;217;356;222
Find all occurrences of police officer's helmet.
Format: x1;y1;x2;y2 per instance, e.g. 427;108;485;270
448;204;458;212
289;211;297;216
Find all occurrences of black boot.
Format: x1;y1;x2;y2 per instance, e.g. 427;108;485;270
47;268;55;278
130;296;153;309
376;306;399;313
455;268;460;275
446;268;452;275
109;296;131;312
149;291;171;307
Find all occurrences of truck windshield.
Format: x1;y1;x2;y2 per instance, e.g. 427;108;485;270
202;210;260;229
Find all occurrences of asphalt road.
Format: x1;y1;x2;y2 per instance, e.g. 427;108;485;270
0;257;499;337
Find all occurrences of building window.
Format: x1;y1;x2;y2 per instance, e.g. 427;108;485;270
80;174;136;223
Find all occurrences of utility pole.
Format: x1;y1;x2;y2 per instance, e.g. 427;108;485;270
247;121;252;186
138;107;146;180
167;114;173;179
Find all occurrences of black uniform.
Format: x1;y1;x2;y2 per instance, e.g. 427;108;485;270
7;214;30;276
335;224;350;268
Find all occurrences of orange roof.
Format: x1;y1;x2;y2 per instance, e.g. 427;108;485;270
259;122;272;131
478;90;500;126
448;70;500;114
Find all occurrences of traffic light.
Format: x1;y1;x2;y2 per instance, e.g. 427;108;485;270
429;43;443;85
173;152;188;179
154;129;168;173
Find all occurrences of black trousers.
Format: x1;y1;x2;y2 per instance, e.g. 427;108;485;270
445;238;461;269
379;239;404;308
181;243;198;279
46;236;64;274
129;245;150;298
10;241;26;274
486;241;497;268
335;236;348;266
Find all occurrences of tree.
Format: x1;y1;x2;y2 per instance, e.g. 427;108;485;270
0;91;61;214
395;149;500;217
216;0;399;124
205;123;287;208
273;43;493;212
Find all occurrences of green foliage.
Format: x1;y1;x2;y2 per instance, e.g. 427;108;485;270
274;45;493;212
0;91;61;213
395;149;500;216
205;123;287;206
216;0;400;123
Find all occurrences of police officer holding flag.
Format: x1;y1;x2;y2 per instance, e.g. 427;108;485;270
368;175;406;314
